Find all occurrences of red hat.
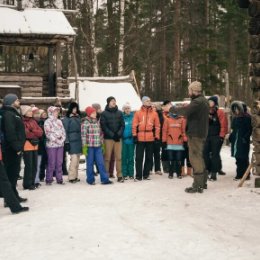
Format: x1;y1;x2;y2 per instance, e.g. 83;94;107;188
85;106;96;117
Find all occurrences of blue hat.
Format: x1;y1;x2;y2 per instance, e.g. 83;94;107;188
142;96;150;104
3;93;18;106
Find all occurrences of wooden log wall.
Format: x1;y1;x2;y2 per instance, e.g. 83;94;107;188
0;75;43;97
56;77;70;98
246;0;260;181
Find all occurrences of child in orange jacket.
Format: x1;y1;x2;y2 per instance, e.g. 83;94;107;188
162;111;187;179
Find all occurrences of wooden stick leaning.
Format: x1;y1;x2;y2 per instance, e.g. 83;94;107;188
237;163;253;188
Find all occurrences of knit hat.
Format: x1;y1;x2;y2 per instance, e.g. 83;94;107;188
85;106;96;117
122;102;131;111
3;94;18;106
20;105;32;116
188;81;202;92
142;96;150;104
92;103;101;111
106;96;116;105
208;96;218;106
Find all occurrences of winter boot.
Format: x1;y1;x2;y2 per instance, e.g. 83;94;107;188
185;186;203;193
209;172;217;181
218;170;226;175
168;173;173;179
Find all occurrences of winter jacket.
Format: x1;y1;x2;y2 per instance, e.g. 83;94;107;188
37;118;47;155
63;114;82;154
132;106;160;142
81;117;103;147
0;106;26;153
44;106;66;148
229;102;252;159
162;115;187;145
23;117;43;151
123;112;134;145
170;95;209;139
207;107;228;138
100;105;125;140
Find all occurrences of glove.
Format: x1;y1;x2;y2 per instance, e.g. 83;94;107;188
102;144;105;154
82;145;88;156
113;133;120;142
133;136;138;144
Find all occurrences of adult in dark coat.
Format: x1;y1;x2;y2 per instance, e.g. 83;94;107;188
229;101;252;180
170;81;209;193
63;102;82;183
100;96;125;182
1;94;28;203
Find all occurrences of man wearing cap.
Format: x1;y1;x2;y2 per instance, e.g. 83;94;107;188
0;94;27;202
132;96;160;180
170;81;209;193
204;96;228;181
100;96;125;183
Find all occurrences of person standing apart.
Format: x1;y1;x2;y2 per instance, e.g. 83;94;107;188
132;96;160;181
170;81;209;193
1;94;27;202
82;106;113;185
100;97;125;183
21;105;43;190
203;96;228;181
63;102;82;183
122;103;135;180
44;106;66;185
229;101;252;181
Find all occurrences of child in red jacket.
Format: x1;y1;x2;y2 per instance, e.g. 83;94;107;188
21;106;43;190
162;112;187;179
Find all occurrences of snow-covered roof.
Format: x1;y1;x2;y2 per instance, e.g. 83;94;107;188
0;8;76;36
69;80;142;111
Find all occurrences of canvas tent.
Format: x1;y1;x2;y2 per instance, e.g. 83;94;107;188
69;79;142;111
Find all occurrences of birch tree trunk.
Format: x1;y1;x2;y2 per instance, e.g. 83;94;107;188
118;0;125;75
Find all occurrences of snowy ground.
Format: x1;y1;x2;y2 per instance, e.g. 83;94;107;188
0;145;260;260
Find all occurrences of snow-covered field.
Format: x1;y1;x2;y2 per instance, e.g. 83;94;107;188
0;146;260;260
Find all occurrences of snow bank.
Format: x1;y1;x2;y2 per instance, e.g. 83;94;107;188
69;80;142;111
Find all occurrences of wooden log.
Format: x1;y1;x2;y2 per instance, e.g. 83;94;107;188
252;100;260;115
252;128;260;140
249;63;260;76
255;177;260;187
0;76;42;82
238;0;250;8
248;0;260;17
252;114;260;127
238;164;252;188
252;165;260;176
252;152;260;166
250;35;260;49
249;17;260;35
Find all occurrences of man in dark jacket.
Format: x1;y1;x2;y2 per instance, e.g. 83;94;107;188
1;94;27;202
170;81;209;193
100;96;125;182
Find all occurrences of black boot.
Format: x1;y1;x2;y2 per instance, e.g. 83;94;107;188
168;173;173;179
185;186;204;193
209;172;217;181
12;206;29;214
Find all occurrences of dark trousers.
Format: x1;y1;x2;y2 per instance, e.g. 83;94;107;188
23;150;38;189
135;142;153;179
2;148;21;198
161;146;170;173
39;149;47;181
203;136;223;173
151;141;161;172
168;150;183;176
0;162;21;212
181;145;192;167
62;149;68;175
235;157;249;179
